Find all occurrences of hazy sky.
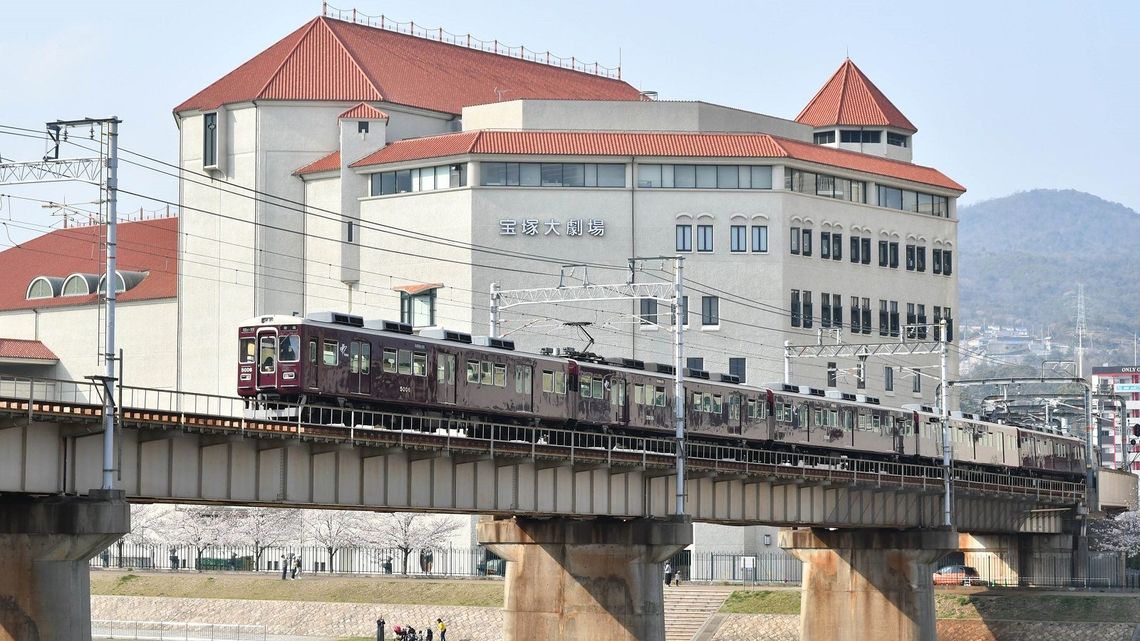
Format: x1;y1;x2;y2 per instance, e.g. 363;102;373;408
2;0;1138;242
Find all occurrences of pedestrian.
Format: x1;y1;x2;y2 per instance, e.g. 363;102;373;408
169;549;179;572
437;618;446;641
383;556;393;574
664;560;674;587
291;556;301;579
376;617;385;641
426;625;433;641
281;555;289;580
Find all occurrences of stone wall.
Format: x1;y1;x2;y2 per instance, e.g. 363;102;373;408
709;614;1137;641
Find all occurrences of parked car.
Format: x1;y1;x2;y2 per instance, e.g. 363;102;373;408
933;565;982;586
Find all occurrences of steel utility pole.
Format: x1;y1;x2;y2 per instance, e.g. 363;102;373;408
491;257;687;516
0;117;121;490
939;319;951;527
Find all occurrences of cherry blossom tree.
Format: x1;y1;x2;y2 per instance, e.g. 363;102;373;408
303;509;370;573
1090;511;1140;558
365;513;463;575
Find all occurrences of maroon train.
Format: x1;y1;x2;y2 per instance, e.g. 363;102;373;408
238;312;1086;480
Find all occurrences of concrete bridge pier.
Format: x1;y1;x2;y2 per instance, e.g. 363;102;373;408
477;516;692;641
780;527;957;641
0;490;129;641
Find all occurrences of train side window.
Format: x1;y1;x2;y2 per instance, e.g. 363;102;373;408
702;394;713;413
241;338;256;363
612;382;625;406
279;336;300;362
309;339;317;365
554;371;567;394
843;410;854;430
493;363;506;387
747;399;757;418
634;384;645;405
515;366;532;394
542;370;554;393
580;374;593;398
712;395;723;414
591;376;603;399
323;340;338;366
795;404;809;428
467;360;479;383
728;395;740;421
654;386;667;407
350;341;361;374
384;349;398;373
398;349;413;375
692;392;702;411
438;355;455;384
412;352;427;377
360;342;370;374
481;361;494;386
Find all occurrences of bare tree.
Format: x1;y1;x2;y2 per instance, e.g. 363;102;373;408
229;507;298;571
304;509;370;573
366;513;463;575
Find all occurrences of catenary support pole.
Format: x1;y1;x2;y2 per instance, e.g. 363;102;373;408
940;319;951;528
102;119;120;491
673;255;686;517
489;282;500;338
784;340;791;385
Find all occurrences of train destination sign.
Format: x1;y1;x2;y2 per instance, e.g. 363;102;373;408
499;218;605;237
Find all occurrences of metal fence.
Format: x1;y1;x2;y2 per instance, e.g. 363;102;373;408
91;541;506;578
957;550;1127;588
91;620;265;640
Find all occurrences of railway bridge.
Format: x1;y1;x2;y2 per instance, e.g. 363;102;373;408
0;375;1124;641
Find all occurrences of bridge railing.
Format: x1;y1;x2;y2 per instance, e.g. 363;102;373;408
0;374;1087;503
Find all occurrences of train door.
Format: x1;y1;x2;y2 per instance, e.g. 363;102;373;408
305;337;319;390
437;353;457;405
515;364;533;412
611;377;629;426
728;393;743;435
256;328;278;390
349;339;371;395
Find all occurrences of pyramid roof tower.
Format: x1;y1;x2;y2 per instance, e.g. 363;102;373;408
796;59;916;133
174;16;641;115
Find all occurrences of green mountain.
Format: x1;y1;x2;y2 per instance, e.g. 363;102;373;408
958;189;1140;362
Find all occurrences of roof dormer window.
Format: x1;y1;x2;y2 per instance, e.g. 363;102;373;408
887;132;909;147
813;131;835;145
61;273;99;297
840;130;881;144
26;276;62;300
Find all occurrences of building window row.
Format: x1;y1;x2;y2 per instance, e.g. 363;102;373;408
677;224;768;253
790;291;952;342
371;163;467;196
840;130;881;144
819;231;842;261
481;162;624;188
849;235;872;265
638;164;773;190
785;169;867;203
788;231;950;277
641;296;719;327
876;185;949;217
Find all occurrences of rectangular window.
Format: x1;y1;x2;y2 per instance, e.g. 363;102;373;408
890;301;900;337
917;304;927;340
413;352;427;377
933;249;943;274
493;363;506;387
861;298;871;334
349;341;360;374
717;165;739;189
878;186;903;210
308;339;317;365
831;233;842;261
906;303;917;339
791;289;801;327
802;229;812;256
751;225;768;252
827;362;837;387
400;290;436;327
879;300;888;336
821;292;832;328
821;232;831;259
203;112;218;168
802;291;813;329
686;357;705;371
467;360;480;383
906;244;916;271
731;225;747;252
851;296;861;333
832;293;842;328
887;132;908;147
674;165;696;188
542;370;554;393
480;360;493;386
879;240;888;267
945;307;954;342
912;369;922;393
790;227;801;254
916;246;926;272
943;250;953;275
640;298;658;326
323;340;339;366
696;225;714;252
885;366;894;392
729;357;746;383
398;349;414;375
696;165;717;188
813;131;835;144
383;348;398;373
889;242;899;268
676;225;693;252
933;306;942;342
701;296;719;326
861;238;870;264
850;236;860;263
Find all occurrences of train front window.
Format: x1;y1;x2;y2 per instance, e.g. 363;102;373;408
240;338;255;363
279;336;299;362
259;336;276;372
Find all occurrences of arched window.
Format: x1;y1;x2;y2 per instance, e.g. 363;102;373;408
26;276;62;300
61;274;98;297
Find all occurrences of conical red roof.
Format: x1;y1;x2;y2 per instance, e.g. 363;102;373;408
175;17;640;115
796;59;916;133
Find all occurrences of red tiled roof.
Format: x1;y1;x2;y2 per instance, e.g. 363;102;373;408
350;131;964;191
175;17;641;115
0;338;58;362
339;103;389;120
294;151;341;176
0;217;179;311
796;59;917;133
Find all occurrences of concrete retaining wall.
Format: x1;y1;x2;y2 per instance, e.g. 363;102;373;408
709;614;1137;641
